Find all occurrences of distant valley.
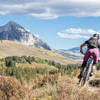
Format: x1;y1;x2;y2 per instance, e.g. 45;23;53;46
55;47;84;60
55;46;100;61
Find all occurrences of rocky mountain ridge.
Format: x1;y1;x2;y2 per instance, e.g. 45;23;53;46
0;21;51;50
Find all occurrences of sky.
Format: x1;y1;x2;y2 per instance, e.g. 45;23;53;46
1;0;100;49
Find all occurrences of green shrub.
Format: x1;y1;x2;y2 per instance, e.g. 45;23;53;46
49;70;58;74
5;59;15;67
5;66;49;82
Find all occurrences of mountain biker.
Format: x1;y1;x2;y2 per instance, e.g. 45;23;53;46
78;33;100;79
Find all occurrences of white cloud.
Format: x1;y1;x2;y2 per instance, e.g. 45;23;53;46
64;28;99;34
30;8;58;19
57;32;89;39
57;28;100;39
1;0;100;19
0;11;10;15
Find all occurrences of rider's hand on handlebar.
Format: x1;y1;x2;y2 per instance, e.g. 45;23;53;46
80;49;83;54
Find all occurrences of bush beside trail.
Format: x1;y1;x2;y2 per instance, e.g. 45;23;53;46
0;76;26;100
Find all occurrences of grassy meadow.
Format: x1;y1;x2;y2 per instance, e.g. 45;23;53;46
0;56;100;100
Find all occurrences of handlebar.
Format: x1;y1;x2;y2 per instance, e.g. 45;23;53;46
80;50;85;55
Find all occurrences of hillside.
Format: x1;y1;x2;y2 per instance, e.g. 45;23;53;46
0;40;77;65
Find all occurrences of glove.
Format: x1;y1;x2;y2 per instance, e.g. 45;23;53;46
80;49;83;54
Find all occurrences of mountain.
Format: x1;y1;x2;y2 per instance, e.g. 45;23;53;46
68;47;80;53
0;21;51;50
55;47;83;60
56;46;89;60
0;40;77;65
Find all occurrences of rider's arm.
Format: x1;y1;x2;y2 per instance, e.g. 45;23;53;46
98;47;100;51
97;42;100;51
80;42;86;53
98;43;100;51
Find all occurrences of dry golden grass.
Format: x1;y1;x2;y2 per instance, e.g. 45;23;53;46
40;49;63;57
0;76;26;100
0;68;100;100
94;70;100;79
0;40;12;43
0;56;4;59
88;70;100;88
28;74;100;100
14;62;100;100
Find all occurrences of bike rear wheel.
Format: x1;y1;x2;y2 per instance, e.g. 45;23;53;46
79;56;93;87
79;68;87;86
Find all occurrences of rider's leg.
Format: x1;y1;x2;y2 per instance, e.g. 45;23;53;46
78;49;91;79
93;62;96;70
90;49;99;76
90;63;96;76
91;49;99;75
78;61;87;78
90;62;97;76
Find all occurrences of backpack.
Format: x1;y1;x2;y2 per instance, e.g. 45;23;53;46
87;37;98;48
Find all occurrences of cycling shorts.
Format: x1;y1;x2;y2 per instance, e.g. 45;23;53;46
83;48;99;64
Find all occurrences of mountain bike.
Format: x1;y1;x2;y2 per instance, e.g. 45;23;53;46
78;54;94;87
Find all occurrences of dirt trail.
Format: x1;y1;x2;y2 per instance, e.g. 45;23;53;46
74;72;100;93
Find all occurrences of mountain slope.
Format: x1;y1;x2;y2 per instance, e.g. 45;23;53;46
0;40;77;65
56;47;83;60
56;46;88;60
0;21;51;50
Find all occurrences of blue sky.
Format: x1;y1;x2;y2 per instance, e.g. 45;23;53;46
0;0;100;49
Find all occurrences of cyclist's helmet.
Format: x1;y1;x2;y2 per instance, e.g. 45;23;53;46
93;33;99;39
